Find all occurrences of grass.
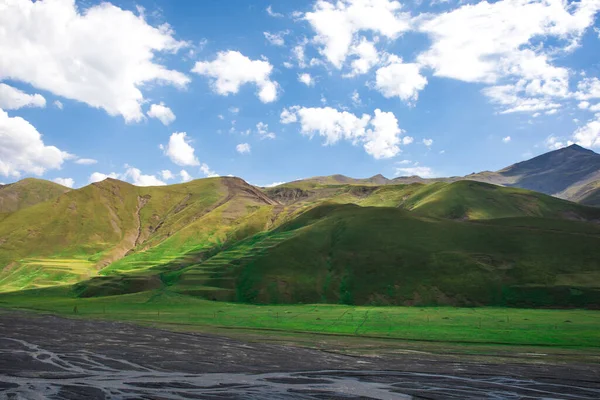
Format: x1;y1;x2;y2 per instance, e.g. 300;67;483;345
1;288;599;348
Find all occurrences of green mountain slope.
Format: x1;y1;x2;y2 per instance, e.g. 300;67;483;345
0;177;281;292
0;178;70;214
166;204;600;307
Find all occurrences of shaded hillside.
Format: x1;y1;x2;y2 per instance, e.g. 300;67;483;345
0;178;70;213
165;204;600;307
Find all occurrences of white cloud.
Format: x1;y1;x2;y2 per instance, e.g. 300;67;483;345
54;100;63;110
229;107;240;114
218;114;224;120
0;83;45;110
180;169;193;182
236;143;251;154
257;122;276;139
0;0;189;122
545;135;571;150
161;132;200;166
416;0;599;113
422;138;433;147
351;90;361;106
482;84;561;114
397;159;411;165
147;102;176;125
590;104;600;112
264;181;285;187
304;0;411;68
579;101;591;109
192;51;279;103
52;177;74;188
200;163;219;177
0;109;71;178
502;136;511;143
266;5;284;18
402;136;414;145
575;77;600;100
161;170;175;180
89;172;119;183
375;55;427;103
75;158;98;165
345;37;380;77
572;115;600;148
545;108;558;115
298;73;315;86
123;165;166;186
394;166;435;178
280;106;409;159
264;31;289;46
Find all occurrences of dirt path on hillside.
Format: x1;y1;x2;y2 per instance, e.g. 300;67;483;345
1;312;599;399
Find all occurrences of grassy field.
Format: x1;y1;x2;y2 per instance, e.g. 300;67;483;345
1;288;599;349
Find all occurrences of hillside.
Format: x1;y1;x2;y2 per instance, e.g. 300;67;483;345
0;177;282;292
0;178;70;213
153;204;600;307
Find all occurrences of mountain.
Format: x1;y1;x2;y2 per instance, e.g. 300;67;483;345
0;178;70;214
279;144;600;204
1;145;600;307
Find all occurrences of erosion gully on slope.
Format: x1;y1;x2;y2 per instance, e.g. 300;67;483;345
1;312;599;399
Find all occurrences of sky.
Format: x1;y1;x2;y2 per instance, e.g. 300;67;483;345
1;0;600;189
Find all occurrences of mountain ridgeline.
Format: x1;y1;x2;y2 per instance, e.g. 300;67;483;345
1;145;599;308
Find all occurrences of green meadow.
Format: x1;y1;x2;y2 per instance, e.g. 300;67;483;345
1;288;599;349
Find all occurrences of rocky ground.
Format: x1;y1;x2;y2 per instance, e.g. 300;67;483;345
1;311;599;399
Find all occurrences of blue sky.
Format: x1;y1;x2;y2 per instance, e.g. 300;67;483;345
1;0;600;188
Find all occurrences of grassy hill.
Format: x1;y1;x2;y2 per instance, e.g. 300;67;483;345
2;172;600;308
164;204;600;307
0;177;281;292
0;178;70;213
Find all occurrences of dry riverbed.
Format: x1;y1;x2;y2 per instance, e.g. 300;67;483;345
1;311;599;399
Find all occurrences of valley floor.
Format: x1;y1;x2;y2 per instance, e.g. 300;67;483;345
1;310;600;399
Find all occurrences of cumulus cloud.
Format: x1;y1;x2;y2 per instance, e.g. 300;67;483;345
502;136;511;143
572;115;600;148
0;109;72;178
298;73;315;86
545;135;571;150
304;0;411;68
74;158;98;165
236;143;251;154
160;132;200;166
52;177;74;188
0;0;189;121
0;83;46;110
422;138;433;147
416;0;599;114
200;163;219;177
375;55;427;103
89;172;119;183
122;165;166;186
280;106;410;159
351;90;362;106
180;169;193;182
257;122;276;139
192;51;279;103
395;166;435;178
346;37;380;77
160;170;175;180
147;103;176;125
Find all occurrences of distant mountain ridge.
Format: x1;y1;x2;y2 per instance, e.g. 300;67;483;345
283;144;600;205
0;178;70;214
